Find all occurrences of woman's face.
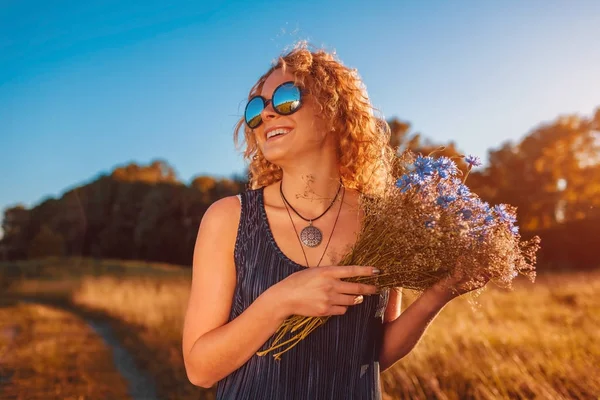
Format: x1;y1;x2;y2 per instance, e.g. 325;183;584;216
253;68;331;165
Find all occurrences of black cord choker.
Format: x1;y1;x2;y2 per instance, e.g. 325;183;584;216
279;179;343;247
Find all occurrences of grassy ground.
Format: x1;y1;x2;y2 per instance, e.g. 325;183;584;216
381;271;600;399
1;257;212;400
1;257;599;399
0;298;130;400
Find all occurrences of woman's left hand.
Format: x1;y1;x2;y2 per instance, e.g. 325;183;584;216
429;266;491;304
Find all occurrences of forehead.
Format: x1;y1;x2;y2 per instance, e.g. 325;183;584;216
260;69;295;97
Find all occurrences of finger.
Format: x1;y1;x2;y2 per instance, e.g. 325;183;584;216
325;265;380;279
332;294;364;306
329;305;349;316
335;280;378;296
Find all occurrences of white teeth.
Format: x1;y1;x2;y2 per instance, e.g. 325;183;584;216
267;128;291;139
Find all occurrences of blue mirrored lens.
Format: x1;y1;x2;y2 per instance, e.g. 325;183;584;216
273;83;301;114
245;96;265;128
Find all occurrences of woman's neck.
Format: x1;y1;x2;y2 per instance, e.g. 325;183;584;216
279;164;342;217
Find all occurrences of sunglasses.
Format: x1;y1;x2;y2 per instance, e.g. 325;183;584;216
244;81;303;129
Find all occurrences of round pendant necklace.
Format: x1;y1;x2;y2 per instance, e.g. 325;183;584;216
281;184;345;268
279;179;343;247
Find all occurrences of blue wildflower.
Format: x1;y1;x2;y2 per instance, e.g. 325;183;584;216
457;183;471;198
465;155;482;167
413;156;436;179
411;173;427;186
472;198;491;214
396;172;427;193
492;204;520;236
493;204;516;224
425;219;436;229
436;195;457;209
436;182;448;194
433;157;459;178
396;176;409;189
458;209;473;220
396;175;411;192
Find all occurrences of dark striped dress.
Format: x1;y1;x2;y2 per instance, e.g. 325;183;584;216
215;187;390;400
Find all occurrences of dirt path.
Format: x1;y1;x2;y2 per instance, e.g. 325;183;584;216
0;299;157;400
86;319;158;400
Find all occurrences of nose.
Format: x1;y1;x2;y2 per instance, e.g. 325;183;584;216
261;99;278;121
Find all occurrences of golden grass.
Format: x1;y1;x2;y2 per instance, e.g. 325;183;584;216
0;299;130;400
381;272;600;399
2;258;599;399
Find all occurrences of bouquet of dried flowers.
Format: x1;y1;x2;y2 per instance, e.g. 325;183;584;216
257;150;540;360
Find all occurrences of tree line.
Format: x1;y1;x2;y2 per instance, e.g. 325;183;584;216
0;162;246;265
2;107;599;270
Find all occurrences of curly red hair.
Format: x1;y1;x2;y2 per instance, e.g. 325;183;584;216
234;42;394;196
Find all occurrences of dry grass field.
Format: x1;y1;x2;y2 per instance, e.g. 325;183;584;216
1;257;599;399
0;298;130;400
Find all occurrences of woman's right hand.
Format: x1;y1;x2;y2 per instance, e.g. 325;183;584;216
268;265;380;318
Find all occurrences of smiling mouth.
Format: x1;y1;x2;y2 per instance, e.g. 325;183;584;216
266;128;292;140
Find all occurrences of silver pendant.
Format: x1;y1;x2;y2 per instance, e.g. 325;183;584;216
300;224;322;247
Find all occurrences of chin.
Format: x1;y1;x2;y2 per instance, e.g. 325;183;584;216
261;148;288;166
259;140;294;166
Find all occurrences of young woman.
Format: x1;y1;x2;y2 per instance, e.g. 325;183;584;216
182;43;489;400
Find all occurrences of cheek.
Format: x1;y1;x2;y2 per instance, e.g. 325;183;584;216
295;103;328;132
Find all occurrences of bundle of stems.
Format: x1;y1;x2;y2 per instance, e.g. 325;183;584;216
257;151;540;360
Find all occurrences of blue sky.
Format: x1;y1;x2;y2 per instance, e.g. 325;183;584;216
2;0;600;222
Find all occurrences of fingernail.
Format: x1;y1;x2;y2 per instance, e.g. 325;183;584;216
354;295;364;304
372;268;381;274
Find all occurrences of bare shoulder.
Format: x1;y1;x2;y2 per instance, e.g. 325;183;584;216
201;195;242;228
191;194;243;278
194;195;243;252
207;194;241;214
